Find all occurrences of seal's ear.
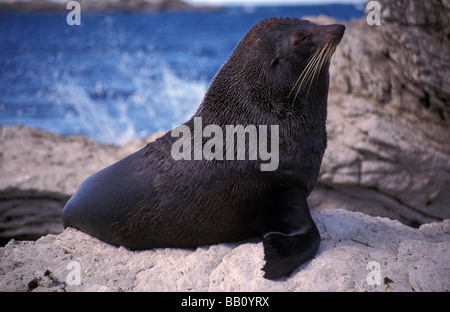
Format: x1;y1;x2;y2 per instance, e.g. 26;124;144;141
290;34;310;46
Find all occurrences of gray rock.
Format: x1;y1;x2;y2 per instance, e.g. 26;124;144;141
307;0;450;226
0;125;160;244
1;209;448;292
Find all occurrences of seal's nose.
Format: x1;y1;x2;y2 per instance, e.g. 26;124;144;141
320;24;345;44
329;24;346;39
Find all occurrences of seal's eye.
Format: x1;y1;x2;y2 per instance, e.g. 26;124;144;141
292;34;310;46
270;58;279;68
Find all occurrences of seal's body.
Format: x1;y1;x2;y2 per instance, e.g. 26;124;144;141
63;18;345;279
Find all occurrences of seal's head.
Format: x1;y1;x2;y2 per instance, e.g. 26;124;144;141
200;17;345;122
245;17;345;96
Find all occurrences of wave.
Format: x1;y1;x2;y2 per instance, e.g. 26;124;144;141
54;64;207;145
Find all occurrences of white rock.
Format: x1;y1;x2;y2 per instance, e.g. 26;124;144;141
1;209;448;292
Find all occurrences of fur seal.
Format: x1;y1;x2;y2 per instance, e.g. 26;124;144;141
63;17;345;280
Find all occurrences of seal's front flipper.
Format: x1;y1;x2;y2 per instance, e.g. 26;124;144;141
262;188;320;280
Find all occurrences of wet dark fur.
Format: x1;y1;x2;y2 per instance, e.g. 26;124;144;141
63;18;345;279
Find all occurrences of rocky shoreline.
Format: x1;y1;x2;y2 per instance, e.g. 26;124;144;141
1;210;448;291
0;125;162;245
0;0;449;291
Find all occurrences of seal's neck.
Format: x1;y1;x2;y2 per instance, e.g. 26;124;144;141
195;61;268;125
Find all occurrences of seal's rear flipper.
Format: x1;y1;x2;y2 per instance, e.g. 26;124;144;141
262;188;320;280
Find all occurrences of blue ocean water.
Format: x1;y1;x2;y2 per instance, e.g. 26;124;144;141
0;5;363;144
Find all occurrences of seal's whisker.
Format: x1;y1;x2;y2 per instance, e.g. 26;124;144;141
298;50;323;101
293;44;328;104
305;44;328;98
301;48;323;87
315;44;331;82
306;43;336;99
288;50;318;99
305;52;323;97
289;48;322;104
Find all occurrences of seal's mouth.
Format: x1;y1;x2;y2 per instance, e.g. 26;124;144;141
289;24;345;104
